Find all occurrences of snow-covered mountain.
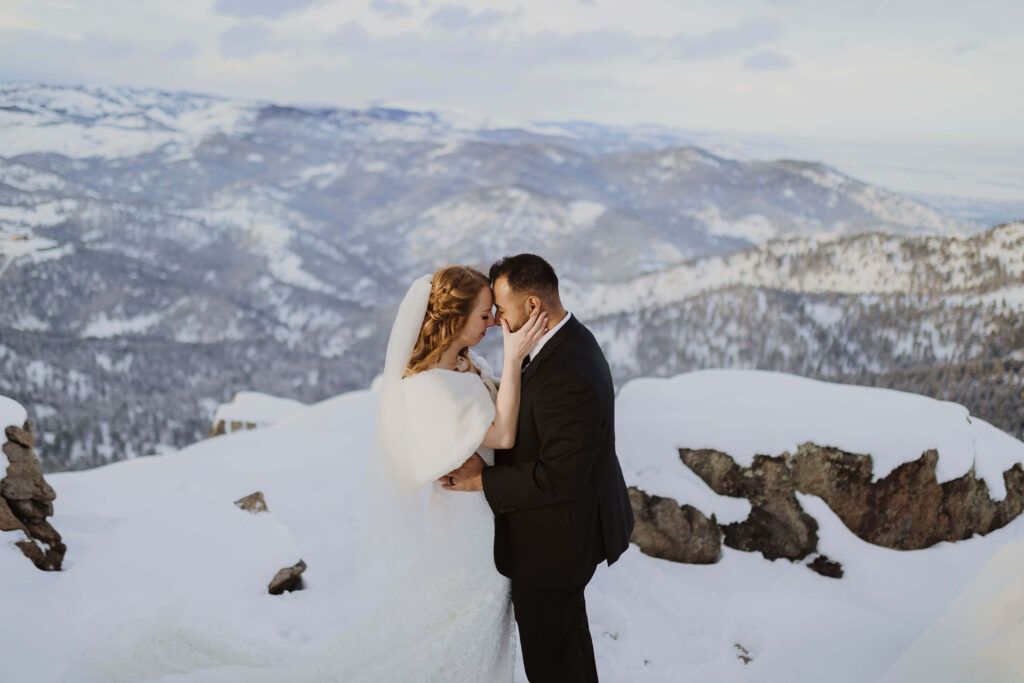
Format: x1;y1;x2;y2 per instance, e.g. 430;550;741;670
3;371;1023;681
1;83;1016;470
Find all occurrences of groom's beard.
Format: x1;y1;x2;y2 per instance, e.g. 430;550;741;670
506;314;528;333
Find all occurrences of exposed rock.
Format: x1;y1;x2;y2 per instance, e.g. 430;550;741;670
674;442;1024;568
209;392;307;438
268;559;307;595
628;487;721;564
234;491;268;513
680;449;819;561
1;420;65;570
209;420;258;438
808;554;844;579
5;425;34;449
789;443;1024;550
0;497;29;534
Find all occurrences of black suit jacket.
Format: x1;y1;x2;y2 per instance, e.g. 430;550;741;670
481;314;634;589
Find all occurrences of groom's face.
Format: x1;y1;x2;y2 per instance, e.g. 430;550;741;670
492;276;531;333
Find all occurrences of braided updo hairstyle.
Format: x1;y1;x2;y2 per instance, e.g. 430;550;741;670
404;265;490;377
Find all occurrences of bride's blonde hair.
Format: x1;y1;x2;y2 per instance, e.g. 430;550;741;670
404;265;490;377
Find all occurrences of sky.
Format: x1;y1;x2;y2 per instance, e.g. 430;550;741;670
0;0;1022;202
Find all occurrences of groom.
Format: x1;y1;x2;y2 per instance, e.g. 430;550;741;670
444;253;634;682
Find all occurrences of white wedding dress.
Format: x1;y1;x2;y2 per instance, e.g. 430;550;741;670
184;275;516;682
280;353;516;682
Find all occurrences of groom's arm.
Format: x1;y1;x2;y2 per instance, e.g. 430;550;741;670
481;368;602;513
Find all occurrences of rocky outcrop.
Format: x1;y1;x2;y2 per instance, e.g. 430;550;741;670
628;487;722;564
788;443;1024;549
268;559;307;595
1;420;66;570
676;443;1024;563
681;449;820;561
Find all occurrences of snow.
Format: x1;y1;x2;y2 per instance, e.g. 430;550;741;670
565;224;1024;319
0;200;75;226
0;395;28;472
184;195;336;295
0;163;67;192
0;85;256;160
3;373;1024;681
81;312;163;338
0;230;59;259
213;392;307;429
0;123;179;159
696;205;782;243
0;394;27;432
619;370;1024;500
881;535;1024;682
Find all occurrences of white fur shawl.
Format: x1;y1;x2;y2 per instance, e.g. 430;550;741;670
399;368;495;489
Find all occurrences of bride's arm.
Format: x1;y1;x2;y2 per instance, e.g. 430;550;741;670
479;311;547;449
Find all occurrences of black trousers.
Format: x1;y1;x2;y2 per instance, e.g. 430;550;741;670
510;566;599;683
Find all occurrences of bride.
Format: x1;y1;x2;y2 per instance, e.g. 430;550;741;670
356;264;547;681
186;265;547;682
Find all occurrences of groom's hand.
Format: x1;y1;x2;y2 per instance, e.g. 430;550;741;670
440;453;485;492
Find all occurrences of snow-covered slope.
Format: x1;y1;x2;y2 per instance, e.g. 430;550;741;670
881;535;1024;683
0;395;27;474
212;392;307;433
619;370;1024;509
568;221;1024;319
0;395;26;434
2;371;1023;681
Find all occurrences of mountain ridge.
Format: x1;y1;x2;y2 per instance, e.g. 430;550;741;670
0;83;1017;470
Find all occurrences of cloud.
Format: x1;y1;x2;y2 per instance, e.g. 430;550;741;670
80;32;137;60
164;39;199;61
0;30;96;83
951;41;984;55
321;23;643;68
0;28;138;69
743;50;793;71
669;18;781;60
526;29;643;62
322;22;373;51
370;0;412;20
428;4;518;30
219;22;287;59
213;0;319;20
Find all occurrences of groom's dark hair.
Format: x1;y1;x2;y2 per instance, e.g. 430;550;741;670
489;254;559;300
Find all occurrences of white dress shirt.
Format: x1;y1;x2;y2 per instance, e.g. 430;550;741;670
527;311;572;363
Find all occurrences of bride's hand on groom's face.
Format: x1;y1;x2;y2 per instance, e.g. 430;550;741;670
440;453;485;492
502;310;548;364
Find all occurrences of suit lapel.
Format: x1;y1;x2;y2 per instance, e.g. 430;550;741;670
521;315;579;387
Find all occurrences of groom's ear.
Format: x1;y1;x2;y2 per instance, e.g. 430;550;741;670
526;295;541;313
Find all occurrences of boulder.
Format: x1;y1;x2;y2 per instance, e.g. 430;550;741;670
234;491;268;513
628;487;721;564
808;554;844;579
268;559;307;595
